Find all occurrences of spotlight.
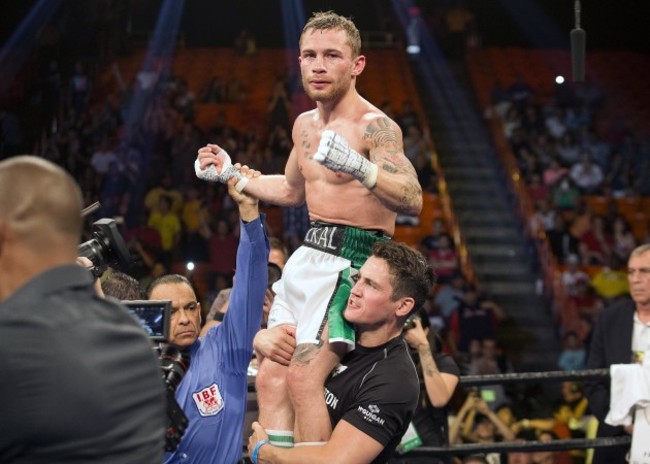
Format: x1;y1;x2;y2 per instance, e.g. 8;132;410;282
406;44;421;55
555;75;565;84
406;6;421;55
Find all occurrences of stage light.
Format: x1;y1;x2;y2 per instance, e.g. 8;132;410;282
405;6;421;55
555;75;565;84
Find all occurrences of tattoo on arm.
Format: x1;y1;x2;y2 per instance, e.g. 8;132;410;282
364;117;400;148
364;117;417;177
301;129;314;159
291;343;322;366
399;183;422;212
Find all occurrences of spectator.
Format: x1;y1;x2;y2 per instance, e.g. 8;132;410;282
545;107;568;141
611;215;637;263
603;151;631;197
556;331;587;371
546;215;579;264
89;136;119;177
527;172;551;204
449;286;505;354
507;75;534;109
542;158;569;188
578;215;612;265
569;151;604;194
506;431;534;464
148;194;181;268
560;253;589;297
206;218;238;277
590;255;630;302
551;176;580;211
449;392;515;460
555;132;579;165
144;173;184;217
529;199;556;238
403;124;429;162
180;185;209;263
420;218;447;254
428;233;459;284
391;308;460;463
467;338;512;412
434;271;466;321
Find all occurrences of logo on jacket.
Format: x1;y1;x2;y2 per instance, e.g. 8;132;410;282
358;404;385;425
192;383;224;417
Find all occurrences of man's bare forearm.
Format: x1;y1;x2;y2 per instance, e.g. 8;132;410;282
244;175;305;207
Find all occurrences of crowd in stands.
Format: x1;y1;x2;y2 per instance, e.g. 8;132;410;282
486;67;649;352
4;3;647;462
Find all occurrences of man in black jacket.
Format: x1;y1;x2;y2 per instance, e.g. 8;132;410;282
586;243;650;464
0;156;166;463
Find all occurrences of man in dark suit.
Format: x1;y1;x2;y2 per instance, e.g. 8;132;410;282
586;243;650;464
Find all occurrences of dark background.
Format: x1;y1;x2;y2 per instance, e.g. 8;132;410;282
2;0;649;53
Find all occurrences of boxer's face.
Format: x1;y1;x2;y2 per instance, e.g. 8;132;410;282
299;28;364;103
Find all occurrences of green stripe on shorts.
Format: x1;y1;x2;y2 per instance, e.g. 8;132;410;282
328;228;389;345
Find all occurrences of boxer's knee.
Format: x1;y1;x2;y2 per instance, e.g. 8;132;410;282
256;357;289;401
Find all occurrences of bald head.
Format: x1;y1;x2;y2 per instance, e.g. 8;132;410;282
0;156;83;255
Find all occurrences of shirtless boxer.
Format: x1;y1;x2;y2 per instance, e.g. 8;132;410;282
196;11;423;447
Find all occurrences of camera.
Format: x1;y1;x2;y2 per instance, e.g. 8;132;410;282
78;218;132;278
403;313;419;331
123;300;172;342
123;299;188;452
158;345;190;452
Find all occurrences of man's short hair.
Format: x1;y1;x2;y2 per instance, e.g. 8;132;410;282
300;10;362;57
147;274;193;298
630;243;650;258
371;241;435;312
102;270;145;300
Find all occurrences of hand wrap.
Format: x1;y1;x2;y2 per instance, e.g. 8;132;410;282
194;150;249;192
313;130;378;189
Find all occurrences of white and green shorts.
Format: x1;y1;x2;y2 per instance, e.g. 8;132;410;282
267;222;389;349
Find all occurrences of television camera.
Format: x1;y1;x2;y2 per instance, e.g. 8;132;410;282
78;211;188;452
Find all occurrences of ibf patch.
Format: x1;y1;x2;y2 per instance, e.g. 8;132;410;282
192;383;224;417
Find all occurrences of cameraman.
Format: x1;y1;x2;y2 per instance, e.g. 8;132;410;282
390;308;460;464
148;175;269;464
0;156;166;463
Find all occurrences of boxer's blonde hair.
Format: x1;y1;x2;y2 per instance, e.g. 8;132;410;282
300;11;362;57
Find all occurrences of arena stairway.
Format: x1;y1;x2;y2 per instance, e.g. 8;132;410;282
406;51;559;371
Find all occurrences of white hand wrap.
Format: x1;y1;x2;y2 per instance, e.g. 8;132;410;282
314;130;378;189
194;151;249;192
